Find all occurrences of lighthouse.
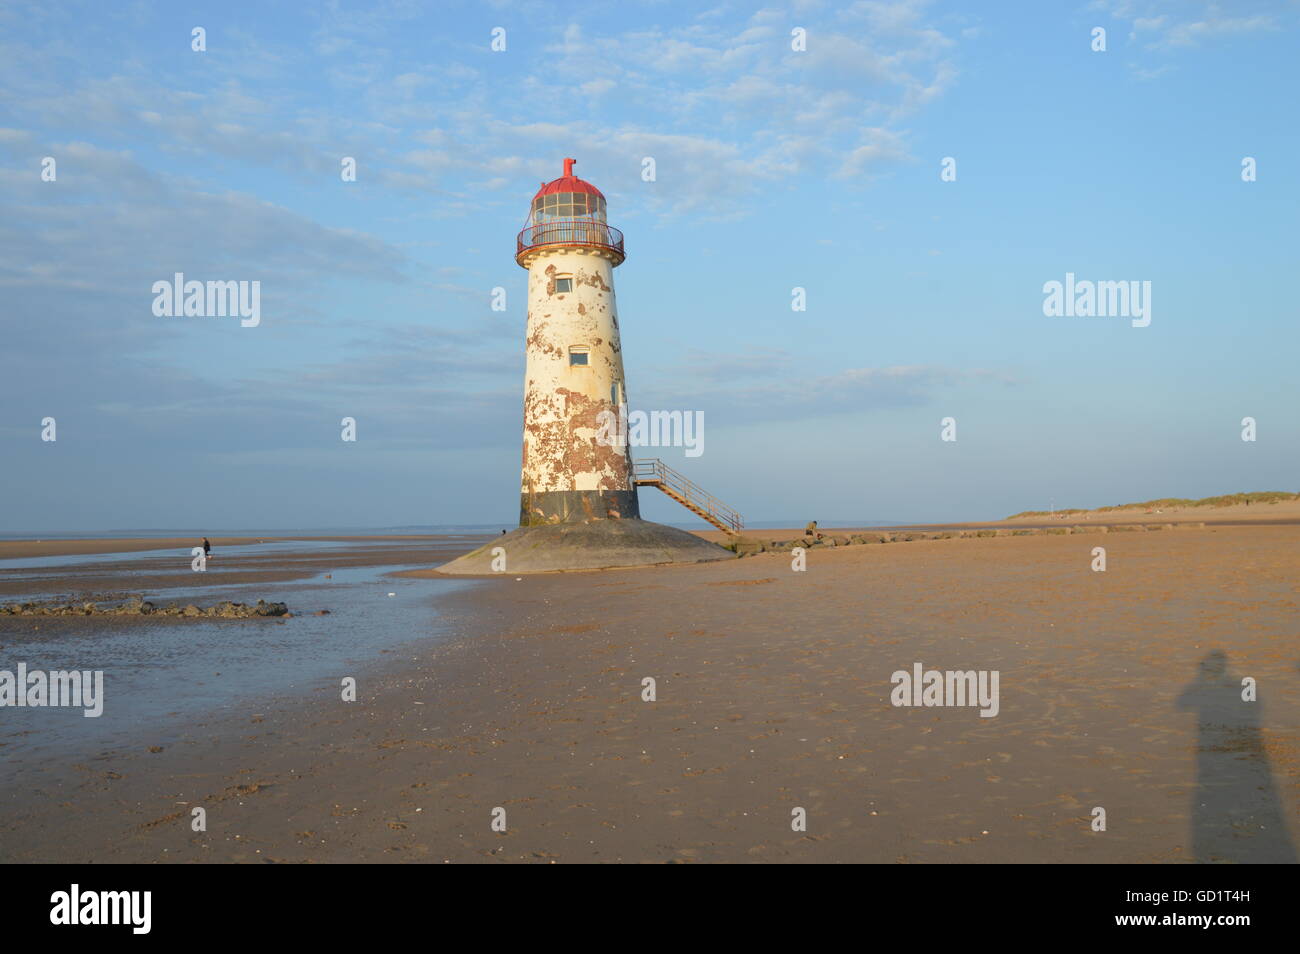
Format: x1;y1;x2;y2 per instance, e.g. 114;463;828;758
439;158;735;574
516;157;637;525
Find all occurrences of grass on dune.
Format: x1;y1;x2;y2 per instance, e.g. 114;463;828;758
1007;491;1299;520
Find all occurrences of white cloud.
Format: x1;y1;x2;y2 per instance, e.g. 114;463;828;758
1096;0;1282;50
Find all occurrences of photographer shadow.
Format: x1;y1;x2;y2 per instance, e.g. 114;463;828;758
1176;650;1296;863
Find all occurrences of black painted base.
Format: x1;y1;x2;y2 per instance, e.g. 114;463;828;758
519;489;640;526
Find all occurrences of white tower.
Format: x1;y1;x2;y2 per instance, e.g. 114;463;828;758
515;158;638;526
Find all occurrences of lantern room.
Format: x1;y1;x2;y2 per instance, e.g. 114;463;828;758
530;157;607;222
516;157;624;267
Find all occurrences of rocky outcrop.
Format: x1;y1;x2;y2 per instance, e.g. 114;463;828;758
0;596;290;618
722;520;1212;557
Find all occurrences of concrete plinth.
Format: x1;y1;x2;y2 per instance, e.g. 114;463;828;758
437;519;735;575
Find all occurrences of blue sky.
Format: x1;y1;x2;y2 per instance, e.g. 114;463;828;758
1;0;1296;531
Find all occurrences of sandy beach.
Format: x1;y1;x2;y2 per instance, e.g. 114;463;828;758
1;524;1295;863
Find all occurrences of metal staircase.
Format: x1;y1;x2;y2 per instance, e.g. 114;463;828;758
632;458;744;535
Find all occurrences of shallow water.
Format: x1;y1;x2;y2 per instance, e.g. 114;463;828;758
0;554;480;767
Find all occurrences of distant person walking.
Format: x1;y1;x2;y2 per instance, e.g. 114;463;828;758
202;537;211;560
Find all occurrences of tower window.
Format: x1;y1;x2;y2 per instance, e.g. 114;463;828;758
569;347;589;366
554;277;572;293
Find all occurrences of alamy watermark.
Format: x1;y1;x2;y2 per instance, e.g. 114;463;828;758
596;405;704;457
890;662;999;718
50;884;150;934
152;273;261;327
0;664;104;717
1042;272;1150;328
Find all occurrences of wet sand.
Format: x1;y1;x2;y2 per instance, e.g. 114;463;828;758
1;525;1295;863
0;536;487;600
0;534;470;562
0;537;277;560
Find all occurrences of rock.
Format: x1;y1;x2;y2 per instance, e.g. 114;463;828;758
0;595;287;619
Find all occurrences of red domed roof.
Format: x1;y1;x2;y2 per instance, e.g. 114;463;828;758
532;158;604;200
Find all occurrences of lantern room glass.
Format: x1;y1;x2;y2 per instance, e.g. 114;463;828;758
532;192;606;223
